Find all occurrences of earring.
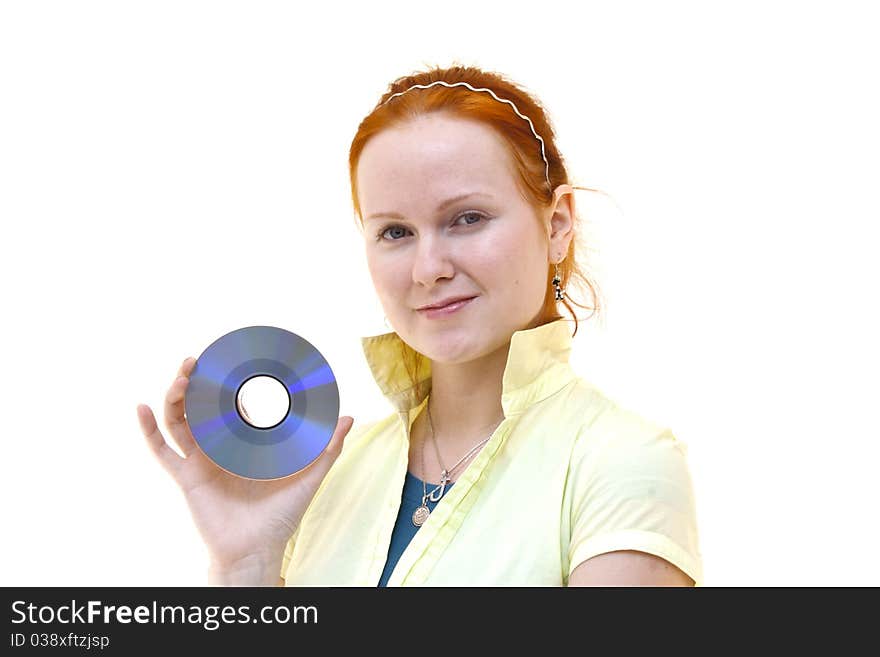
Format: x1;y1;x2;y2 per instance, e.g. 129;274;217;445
552;261;566;301
383;315;392;329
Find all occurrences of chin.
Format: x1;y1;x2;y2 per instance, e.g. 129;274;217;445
415;326;491;364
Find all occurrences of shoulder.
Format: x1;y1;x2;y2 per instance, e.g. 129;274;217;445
560;387;702;585
562;386;696;527
567;382;687;469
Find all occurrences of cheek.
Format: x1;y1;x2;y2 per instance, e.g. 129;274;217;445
365;251;407;295
479;237;542;296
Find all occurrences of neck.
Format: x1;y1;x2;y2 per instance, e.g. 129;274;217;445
423;338;509;454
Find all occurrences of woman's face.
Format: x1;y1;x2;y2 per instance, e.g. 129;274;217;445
356;112;567;365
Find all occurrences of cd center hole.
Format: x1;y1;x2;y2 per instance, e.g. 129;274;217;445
236;375;290;429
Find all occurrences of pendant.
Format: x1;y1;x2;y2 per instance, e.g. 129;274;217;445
412;504;430;527
427;470;449;503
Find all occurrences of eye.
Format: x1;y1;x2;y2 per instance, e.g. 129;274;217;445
375;211;487;242
377;224;409;241
455;211;486;227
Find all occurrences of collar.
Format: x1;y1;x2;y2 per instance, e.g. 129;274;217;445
359;318;578;417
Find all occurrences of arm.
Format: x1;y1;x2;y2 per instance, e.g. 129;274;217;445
569;549;695;587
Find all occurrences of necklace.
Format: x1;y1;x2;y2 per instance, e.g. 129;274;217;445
411;397;499;527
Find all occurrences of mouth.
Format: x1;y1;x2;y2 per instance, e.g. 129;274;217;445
416;296;477;318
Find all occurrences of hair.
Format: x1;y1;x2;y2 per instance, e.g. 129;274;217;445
348;63;605;397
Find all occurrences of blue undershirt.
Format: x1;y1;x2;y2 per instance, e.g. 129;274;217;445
377;470;455;587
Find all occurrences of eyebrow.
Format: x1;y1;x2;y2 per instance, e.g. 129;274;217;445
365;192;494;222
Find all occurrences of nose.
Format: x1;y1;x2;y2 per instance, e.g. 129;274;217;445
411;234;455;287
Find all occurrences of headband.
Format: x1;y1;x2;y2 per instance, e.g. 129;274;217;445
379;80;552;192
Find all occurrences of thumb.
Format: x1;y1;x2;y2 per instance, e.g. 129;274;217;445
323;415;354;458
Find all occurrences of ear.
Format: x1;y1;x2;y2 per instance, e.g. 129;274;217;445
547;184;575;263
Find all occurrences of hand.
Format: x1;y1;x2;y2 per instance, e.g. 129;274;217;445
136;356;354;573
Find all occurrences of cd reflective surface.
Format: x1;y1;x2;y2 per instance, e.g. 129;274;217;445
184;326;339;480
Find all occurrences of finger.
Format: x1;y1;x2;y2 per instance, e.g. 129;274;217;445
164;369;198;457
163;356;197;455
137;403;184;479
177;356;197;378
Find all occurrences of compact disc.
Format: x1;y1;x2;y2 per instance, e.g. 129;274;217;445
184;326;339;480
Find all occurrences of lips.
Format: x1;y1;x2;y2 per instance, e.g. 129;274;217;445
417;296;476;318
417;296;476;311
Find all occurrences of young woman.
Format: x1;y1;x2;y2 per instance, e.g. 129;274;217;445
137;64;702;587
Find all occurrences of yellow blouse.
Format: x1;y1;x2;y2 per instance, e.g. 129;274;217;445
281;319;703;586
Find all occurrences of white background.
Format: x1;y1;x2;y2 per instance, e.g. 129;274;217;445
1;0;877;586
